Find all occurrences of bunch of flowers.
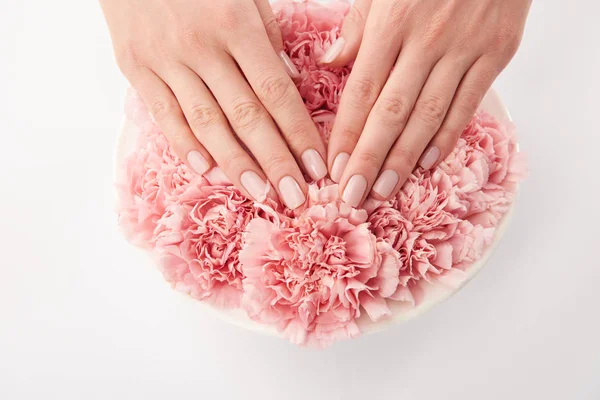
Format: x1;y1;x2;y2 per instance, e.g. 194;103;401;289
116;0;526;347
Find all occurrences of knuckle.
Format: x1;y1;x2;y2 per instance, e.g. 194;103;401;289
231;99;265;130
344;5;366;28
282;120;311;147
490;26;521;57
349;77;380;105
337;127;361;145
374;95;410;126
180;26;206;51
257;74;293;105
220;150;248;172
116;44;141;74
149;99;177;121
357;149;383;171
388;2;410;25
166;129;189;147
188;103;221;130
263;17;282;42
421;18;447;47
416;95;446;126
457;89;482;116
392;146;418;172
262;153;291;173
219;2;242;31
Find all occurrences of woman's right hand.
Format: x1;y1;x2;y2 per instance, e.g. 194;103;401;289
101;0;328;209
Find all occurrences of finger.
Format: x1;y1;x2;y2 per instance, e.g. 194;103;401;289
326;3;404;183
372;56;475;200
254;0;300;79
128;67;214;176
421;57;498;170
227;27;329;183
191;55;309;210
157;64;272;203
321;0;372;67
336;46;437;206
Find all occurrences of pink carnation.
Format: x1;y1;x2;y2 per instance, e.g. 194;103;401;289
116;98;195;248
240;185;400;346
275;0;351;142
115;0;528;347
152;181;280;308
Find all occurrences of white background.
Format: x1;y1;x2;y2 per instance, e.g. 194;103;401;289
1;1;599;399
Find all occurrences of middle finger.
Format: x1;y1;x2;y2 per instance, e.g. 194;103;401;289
195;55;309;210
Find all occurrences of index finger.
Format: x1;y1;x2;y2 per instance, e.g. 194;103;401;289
325;3;404;183
228;19;328;182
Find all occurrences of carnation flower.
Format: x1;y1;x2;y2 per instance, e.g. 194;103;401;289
116;134;195;249
239;185;400;346
115;0;528;347
152;181;277;308
275;0;351;124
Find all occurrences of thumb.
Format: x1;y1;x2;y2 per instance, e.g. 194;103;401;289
321;0;372;68
254;0;300;79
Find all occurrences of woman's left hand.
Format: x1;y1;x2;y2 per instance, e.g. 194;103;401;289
322;0;531;207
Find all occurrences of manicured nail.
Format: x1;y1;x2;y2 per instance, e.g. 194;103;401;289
320;37;346;64
279;51;301;79
278;176;306;209
342;175;367;208
187;150;210;175
301;149;328;181
372;170;399;198
241;171;269;202
331;152;350;183
420;146;441;170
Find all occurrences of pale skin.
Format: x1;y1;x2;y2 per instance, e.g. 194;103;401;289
101;0;531;209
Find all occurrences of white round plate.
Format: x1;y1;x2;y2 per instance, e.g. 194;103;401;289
115;88;516;337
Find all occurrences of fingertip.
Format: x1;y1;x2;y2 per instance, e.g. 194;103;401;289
278;50;301;80
371;170;399;199
301;149;328;181
330;152;350;183
187;150;212;175
341;174;368;208
419;146;441;170
319;37;348;66
278;175;307;210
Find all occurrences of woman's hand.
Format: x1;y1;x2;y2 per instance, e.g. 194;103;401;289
322;0;531;207
101;0;329;209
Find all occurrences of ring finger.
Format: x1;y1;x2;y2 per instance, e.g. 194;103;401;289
128;67;214;176
337;45;437;206
158;64;274;203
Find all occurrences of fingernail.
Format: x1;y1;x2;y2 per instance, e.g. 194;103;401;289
301;149;328;181
372;170;399;198
342;175;367;208
187;151;210;175
241;171;270;202
420;146;441;170
320;37;346;64
279;51;301;79
331;152;350;183
278;176;306;209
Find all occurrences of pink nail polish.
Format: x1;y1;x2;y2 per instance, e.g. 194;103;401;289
279;176;306;209
331;152;350;183
320;37;346;64
342;175;367;208
187;151;210;175
420;146;441;170
301;149;328;181
372;170;399;198
241;171;269;202
279;51;301;79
